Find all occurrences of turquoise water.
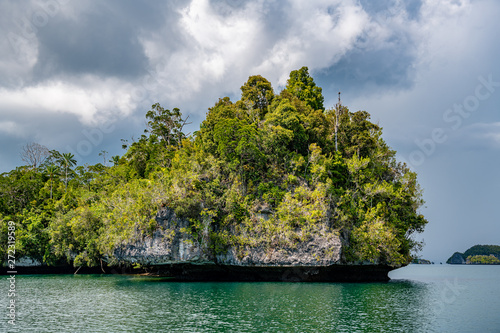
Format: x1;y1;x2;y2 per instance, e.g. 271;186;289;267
1;265;499;332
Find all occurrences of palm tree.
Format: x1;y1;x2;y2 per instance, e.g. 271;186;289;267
45;164;60;199
110;155;120;166
60;153;77;190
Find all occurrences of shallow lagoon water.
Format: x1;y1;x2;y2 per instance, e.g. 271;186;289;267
1;265;499;332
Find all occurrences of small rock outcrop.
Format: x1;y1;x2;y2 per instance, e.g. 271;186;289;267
446;252;466;264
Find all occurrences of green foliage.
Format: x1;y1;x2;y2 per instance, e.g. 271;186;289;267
54;152;77;190
264;100;308;155
0;67;428;269
240;75;274;120
0;167;45;217
463;245;500;258
447;245;500;264
145;103;187;148
467;255;500;264
283;66;324;111
44;164;60;199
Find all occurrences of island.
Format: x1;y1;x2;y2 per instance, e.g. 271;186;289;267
1;67;428;281
412;258;432;264
446;245;500;265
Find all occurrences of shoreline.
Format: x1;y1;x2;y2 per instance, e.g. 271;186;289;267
1;263;394;282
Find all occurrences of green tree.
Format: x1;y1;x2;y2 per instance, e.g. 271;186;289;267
110;155;120;166
241;75;274;120
145;103;189;148
197;97;241;155
467;255;500;264
213;118;265;181
283;66;324;111
0;67;429;270
0;167;45;217
59;153;77;191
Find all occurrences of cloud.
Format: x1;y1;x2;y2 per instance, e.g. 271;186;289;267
137;0;378;108
1;0;499;163
31;1;168;81
460;122;500;150
0;121;24;138
0;0;438;129
0;76;136;126
255;0;371;85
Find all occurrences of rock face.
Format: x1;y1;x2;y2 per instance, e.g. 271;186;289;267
446;252;466;264
113;208;213;265
215;238;341;266
114;208;393;282
16;256;42;267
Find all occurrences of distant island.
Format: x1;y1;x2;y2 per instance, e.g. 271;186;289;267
412;258;432;264
446;245;500;265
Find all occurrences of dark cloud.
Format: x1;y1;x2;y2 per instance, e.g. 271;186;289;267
32;2;155;80
316;46;416;98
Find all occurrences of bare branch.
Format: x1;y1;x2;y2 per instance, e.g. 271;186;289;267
20;142;50;169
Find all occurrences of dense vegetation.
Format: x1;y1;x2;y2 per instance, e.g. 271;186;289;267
0;67;427;268
447;245;500;264
466;255;500;264
463;245;500;258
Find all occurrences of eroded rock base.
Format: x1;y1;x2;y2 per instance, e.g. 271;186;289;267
146;263;393;282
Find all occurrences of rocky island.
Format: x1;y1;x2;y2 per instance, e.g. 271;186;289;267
446;245;500;265
1;68;428;281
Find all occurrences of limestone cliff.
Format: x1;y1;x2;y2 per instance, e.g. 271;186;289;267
113;208;391;282
114;207;341;266
113;208;213;265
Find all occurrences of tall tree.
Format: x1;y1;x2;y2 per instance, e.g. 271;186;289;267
60;153;77;190
44;164;60;199
284;66;324;111
241;75;274;120
145;103;190;148
20;142;50;170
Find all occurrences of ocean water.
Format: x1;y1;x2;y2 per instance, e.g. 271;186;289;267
1;265;499;332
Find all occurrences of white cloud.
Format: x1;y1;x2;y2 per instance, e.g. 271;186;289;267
0;76;136;126
256;0;370;85
136;0;378;109
139;0;267;101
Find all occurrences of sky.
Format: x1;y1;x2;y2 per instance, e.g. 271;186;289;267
1;0;499;262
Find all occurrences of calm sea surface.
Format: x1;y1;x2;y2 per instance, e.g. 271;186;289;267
1;265;499;332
